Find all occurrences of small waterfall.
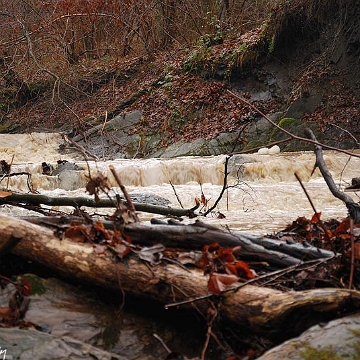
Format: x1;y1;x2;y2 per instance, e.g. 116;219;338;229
0;133;64;164
2;150;359;192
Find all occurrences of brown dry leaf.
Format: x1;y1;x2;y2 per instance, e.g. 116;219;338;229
86;172;110;203
0;190;12;198
138;244;165;265
311;212;322;223
208;272;239;294
65;225;89;242
92;221;111;240
112;243;131;258
0;307;13;321
225;261;255;279
354;243;360;260
93;244;107;254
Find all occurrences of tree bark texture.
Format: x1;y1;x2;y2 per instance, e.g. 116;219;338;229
1;213;359;341
125;220;335;267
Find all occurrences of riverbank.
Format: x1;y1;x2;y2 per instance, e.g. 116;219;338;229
1;2;360;156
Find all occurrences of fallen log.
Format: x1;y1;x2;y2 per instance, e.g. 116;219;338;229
124;220;335;267
0;192;197;217
20;216;335;268
0;227;23;258
1;213;359;343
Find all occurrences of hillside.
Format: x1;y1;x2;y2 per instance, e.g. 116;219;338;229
1;0;360;155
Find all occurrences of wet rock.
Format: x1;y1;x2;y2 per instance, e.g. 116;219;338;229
0;276;126;360
55;170;83;191
257;313;360;360
152;138;207;158
244;113;282;151
107;110;142;131
284;90;322;120
52;160;84;176
0;274;203;360
152;132;243;158
62;111;143;160
129;193;171;206
0;329;126;360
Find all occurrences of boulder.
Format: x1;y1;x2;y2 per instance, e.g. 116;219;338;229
0;329;126;360
257;313;360;360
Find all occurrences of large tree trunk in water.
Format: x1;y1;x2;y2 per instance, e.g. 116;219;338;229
1;213;360;342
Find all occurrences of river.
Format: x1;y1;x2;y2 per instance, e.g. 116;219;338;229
1;132;360;359
1;132;359;235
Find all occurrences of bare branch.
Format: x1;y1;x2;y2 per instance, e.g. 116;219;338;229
304;128;360;223
203;155;231;216
0;192;196;218
109;165;140;222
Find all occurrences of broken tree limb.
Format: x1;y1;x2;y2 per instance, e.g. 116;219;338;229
124;221;335;267
1;213;359;342
304;128;360;222
0;192;197;217
20;216;335;268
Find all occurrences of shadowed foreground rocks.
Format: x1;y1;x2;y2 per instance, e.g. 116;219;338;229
258;313;360;360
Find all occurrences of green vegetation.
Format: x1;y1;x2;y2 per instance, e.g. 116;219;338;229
299;345;343;360
20;274;46;295
299;328;360;360
270;118;296;140
268;34;276;53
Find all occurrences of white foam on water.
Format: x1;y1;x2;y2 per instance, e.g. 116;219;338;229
1;133;359;235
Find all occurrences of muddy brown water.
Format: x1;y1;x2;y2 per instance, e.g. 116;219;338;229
1;133;360;358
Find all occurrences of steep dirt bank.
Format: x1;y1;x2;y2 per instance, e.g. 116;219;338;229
1;1;360;156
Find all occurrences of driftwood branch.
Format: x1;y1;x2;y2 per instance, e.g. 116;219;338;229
0;192;198;217
304;128;360;222
203;155;230;216
1;213;359;343
124;220;335;268
21;216;336;268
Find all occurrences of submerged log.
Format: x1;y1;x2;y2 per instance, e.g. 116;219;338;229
1;213;359;342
